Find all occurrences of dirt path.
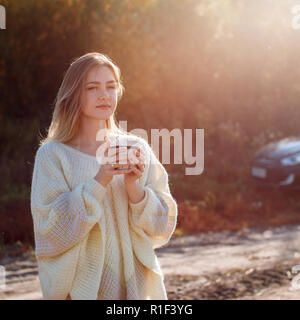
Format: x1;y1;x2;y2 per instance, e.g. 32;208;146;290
1;224;300;300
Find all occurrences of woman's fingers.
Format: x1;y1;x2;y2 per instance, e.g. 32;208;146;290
135;153;146;167
107;162;144;175
102;152;128;165
110;167;133;175
102;145;147;169
107;162;144;177
137;146;146;156
108;146;128;157
110;152;145;166
136;163;145;172
128;165;143;177
108;145;146;159
111;154;132;166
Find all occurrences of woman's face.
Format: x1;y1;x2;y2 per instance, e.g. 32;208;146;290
81;65;118;120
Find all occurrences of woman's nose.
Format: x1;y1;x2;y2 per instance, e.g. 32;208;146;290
97;86;110;98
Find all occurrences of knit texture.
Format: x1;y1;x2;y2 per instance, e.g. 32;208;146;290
30;135;178;300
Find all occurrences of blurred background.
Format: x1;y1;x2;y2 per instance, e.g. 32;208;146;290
1;0;300;253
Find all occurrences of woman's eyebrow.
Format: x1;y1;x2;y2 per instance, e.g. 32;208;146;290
86;80;116;85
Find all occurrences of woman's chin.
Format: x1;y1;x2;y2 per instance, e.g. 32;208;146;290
92;113;112;120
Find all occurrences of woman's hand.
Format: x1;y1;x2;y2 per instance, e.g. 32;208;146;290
124;146;146;185
94;141;135;187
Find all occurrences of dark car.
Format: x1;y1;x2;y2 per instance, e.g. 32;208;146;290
251;136;300;189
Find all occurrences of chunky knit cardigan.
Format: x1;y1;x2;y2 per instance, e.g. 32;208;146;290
30;135;178;300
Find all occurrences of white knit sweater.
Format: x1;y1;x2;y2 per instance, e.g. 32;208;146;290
30;135;178;300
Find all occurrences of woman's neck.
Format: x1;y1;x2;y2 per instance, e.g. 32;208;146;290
74;117;108;147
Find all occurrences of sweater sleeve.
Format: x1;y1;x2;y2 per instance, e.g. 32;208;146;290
30;144;107;259
128;142;178;249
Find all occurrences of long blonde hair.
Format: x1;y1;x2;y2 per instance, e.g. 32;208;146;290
39;52;129;146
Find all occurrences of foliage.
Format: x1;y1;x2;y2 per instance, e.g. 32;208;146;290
1;0;300;243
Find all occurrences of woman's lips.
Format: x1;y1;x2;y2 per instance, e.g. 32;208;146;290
96;105;110;109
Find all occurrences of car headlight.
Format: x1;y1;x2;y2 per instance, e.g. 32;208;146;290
281;152;300;166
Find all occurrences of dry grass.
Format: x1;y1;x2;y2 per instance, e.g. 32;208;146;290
175;186;300;235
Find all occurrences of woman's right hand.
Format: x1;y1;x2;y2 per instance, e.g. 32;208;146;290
94;140;134;187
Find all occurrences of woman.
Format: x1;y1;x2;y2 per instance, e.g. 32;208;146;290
30;52;178;300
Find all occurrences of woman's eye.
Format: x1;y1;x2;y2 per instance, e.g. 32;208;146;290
87;86;115;90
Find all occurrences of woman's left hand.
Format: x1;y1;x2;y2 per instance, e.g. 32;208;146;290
124;147;146;185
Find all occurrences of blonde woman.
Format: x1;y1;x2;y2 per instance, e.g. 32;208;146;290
30;52;178;300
